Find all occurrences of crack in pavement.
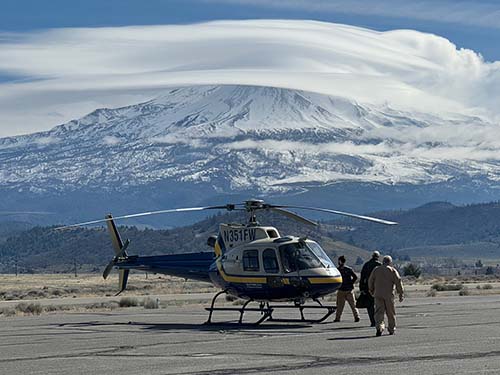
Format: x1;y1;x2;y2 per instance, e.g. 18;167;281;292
175;350;500;374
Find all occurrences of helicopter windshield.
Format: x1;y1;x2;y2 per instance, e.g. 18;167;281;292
279;242;323;273
306;241;335;268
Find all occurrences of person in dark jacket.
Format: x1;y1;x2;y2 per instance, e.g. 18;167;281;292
359;251;382;327
334;255;360;322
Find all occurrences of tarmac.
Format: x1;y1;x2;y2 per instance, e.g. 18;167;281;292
1;294;500;374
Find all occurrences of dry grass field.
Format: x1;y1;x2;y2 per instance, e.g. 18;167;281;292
1;272;500;317
0;272;216;300
0;273;218;317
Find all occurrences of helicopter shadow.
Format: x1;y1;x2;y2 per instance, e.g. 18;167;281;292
56;320;312;332
143;321;313;332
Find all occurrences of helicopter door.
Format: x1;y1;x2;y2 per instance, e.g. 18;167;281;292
262;248;284;288
263;248;280;273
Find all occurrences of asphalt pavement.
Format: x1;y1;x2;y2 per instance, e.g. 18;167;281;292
1;295;500;374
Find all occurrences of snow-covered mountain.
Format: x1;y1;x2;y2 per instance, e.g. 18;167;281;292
1;85;499;190
1;84;500;225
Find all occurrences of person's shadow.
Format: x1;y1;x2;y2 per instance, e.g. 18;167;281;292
327;335;375;340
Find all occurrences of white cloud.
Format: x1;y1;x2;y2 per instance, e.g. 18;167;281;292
102;135;121;145
0;20;499;137
221;139;500;163
34;136;59;146
151;134;206;148
223;139;393;155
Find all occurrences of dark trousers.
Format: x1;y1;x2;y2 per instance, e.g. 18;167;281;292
366;295;375;326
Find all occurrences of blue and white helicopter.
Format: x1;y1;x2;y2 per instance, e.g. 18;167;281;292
63;200;396;324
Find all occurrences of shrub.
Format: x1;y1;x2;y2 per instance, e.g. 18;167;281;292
431;283;463;291
0;307;16;317
403;263;422;278
485;267;495;275
482;284;493;290
119;297;139;307
16;302;43;315
459;287;470;296
44;305;72;313
85;302;118;310
426;289;437;297
143;297;160;309
26;290;48;298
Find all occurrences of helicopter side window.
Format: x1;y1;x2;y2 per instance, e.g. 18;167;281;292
242;250;260;272
263;248;279;273
279;243;323;273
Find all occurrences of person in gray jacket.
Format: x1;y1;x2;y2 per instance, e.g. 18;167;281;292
368;255;404;336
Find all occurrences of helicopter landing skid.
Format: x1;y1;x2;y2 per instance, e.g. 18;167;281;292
266;299;336;324
204;290;273;325
204;291;336;325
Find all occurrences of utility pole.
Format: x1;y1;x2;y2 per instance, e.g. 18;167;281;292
74;258;77;278
15;255;18;277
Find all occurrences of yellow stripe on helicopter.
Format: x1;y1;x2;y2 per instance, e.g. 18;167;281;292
216;260;342;285
308;276;343;284
214;241;222;257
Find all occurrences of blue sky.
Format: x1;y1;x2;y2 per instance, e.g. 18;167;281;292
1;0;499;61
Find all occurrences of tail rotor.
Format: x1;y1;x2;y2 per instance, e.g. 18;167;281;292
103;238;130;279
104;214;130;294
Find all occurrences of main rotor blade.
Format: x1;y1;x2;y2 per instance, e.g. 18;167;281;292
275;205;398;225
56;205;234;229
270;207;317;226
0;211;54;215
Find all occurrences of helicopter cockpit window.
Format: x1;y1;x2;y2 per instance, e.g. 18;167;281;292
306;241;335;268
242;250;260;272
266;230;279;238
279;242;322;273
263;248;279;273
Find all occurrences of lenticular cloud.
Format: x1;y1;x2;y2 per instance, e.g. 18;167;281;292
0;20;499;136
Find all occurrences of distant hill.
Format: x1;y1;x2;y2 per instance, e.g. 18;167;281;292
333;201;500;260
4;200;500;273
0;221;34;243
0;211;370;273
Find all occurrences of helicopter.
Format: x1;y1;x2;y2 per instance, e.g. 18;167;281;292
60;199;397;325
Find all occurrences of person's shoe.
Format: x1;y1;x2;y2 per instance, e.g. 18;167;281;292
354;317;360;322
389;331;395;335
376;329;382;337
333;319;340;322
